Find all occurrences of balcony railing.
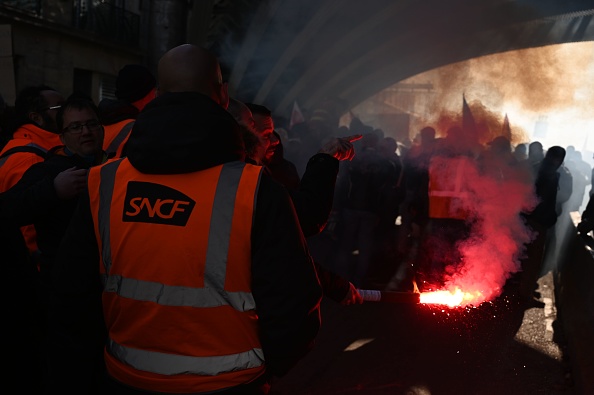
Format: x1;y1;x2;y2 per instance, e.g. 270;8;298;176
0;0;41;15
73;1;140;46
0;0;139;46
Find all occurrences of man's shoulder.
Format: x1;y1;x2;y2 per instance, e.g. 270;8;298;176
0;137;34;153
0;142;46;172
0;141;46;158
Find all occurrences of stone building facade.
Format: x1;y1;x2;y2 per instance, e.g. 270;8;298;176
0;0;190;105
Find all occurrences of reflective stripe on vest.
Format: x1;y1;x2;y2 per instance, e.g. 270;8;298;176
108;338;264;376
101;274;255;311
0;142;47;167
88;159;265;390
105;120;134;156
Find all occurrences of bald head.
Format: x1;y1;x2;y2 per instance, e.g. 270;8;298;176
158;44;228;108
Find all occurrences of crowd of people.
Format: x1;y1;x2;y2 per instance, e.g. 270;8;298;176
1;43;593;394
301;119;592;296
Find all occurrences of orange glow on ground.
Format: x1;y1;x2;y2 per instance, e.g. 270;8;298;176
420;287;484;308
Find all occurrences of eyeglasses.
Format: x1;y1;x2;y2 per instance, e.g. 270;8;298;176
42;105;62;111
62;120;102;134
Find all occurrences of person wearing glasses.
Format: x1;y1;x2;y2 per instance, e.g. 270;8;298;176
0;95;110;393
0;85;66;259
1;95;109;284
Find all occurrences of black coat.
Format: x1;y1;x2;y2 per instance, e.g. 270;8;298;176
1;221;45;392
0;146;106;282
527;157;561;228
290;153;339;237
266;149;351;303
0;146;110;393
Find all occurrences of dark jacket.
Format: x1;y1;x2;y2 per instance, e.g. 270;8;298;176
336;147;391;214
0;146;111;394
0;146;108;282
52;93;322;392
265;143;350;303
290;153;339;237
2;220;45;392
267;135;301;191
253;152;338;238
526;157;561;228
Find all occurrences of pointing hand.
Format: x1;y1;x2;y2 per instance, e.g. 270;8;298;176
318;134;362;161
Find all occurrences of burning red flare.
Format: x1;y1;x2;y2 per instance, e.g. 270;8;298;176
419;287;485;308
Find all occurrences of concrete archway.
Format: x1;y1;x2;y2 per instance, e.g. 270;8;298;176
205;0;594;118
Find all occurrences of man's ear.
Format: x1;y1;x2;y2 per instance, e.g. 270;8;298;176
28;111;43;127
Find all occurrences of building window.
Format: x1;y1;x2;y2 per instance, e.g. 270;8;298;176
100;74;117;101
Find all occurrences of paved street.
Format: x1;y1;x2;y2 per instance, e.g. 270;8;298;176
270;271;573;395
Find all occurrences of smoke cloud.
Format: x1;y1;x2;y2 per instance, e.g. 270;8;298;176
404;43;594;305
442;153;536;304
408;42;594;148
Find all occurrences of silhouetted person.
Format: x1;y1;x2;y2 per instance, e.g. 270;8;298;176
564;147;590;212
334;132;392;287
513;142;528;162
520;146;566;305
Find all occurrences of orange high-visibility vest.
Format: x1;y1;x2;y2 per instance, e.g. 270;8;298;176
428;155;474;220
0;124;62;253
102;120;134;158
87;158;266;393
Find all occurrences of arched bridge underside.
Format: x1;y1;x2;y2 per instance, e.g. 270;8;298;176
207;0;594;118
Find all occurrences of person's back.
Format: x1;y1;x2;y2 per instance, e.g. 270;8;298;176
528;146;566;228
334;132;392;287
519;146;567;305
513;143;528;162
402;127;435;220
98;64;156;157
563;150;589;212
341;133;391;213
53;44;322;395
377;136;403;217
528;141;545;179
557;162;573;214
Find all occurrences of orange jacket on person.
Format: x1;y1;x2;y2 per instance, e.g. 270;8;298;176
428;155;474;220
102;119;134;158
0;123;63;252
88;158;266;393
